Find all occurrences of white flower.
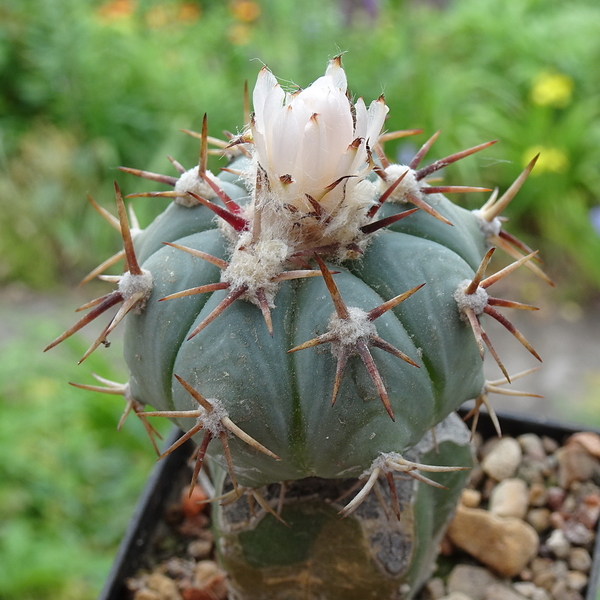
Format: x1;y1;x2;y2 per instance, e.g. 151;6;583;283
250;57;388;219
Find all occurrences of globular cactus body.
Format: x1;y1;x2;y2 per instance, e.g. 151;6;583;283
48;56;548;599
125;176;485;487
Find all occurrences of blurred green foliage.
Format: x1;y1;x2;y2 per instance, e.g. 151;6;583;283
1;0;600;297
0;298;170;600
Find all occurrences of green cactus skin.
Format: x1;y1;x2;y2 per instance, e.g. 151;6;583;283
47;57;548;599
212;414;473;600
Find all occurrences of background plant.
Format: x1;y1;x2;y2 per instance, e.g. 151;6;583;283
2;0;600;295
0;306;170;600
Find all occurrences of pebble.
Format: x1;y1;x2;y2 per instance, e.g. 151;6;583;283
447;505;539;577
528;482;548;507
192;561;227;599
481;438;522;481
556;444;598;489
546;529;571;559
145;573;183;600
512;582;550;600
134;591;161;600
441;593;473;600
421;576;446;599
178;513;210;537
489;478;529;519
542;436;559;454
180;485;208;519
518;434;547;461
461;488;482;508
162;558;195;581
446;564;498;600
526;508;551;533
484;583;528;600
563;519;595;546
415;428;600;600
565;570;588;592
568;547;592;573
546;487;566;511
549;511;566;530
568;432;600;458
574;492;600;529
530;557;562;591
181;590;213;600
517;459;546;485
562;494;578;515
187;539;213;560
550;578;584;600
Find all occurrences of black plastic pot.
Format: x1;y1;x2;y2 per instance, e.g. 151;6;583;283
98;411;600;600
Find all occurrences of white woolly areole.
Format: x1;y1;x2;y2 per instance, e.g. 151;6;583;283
239;171;379;254
370;451;403;475
173;167;219;207
196;398;229;436
379;164;421;204
328;306;377;358
453;278;489;316
359;451;406;478
323;178;378;244
222;233;291;305
472;209;502;239
117;269;153;312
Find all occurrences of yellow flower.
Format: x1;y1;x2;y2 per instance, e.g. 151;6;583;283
523;146;569;174
530;71;574;108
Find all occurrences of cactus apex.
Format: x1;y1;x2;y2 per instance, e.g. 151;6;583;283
161;237;330;337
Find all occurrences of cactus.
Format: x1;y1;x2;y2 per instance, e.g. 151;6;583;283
46;57;549;599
